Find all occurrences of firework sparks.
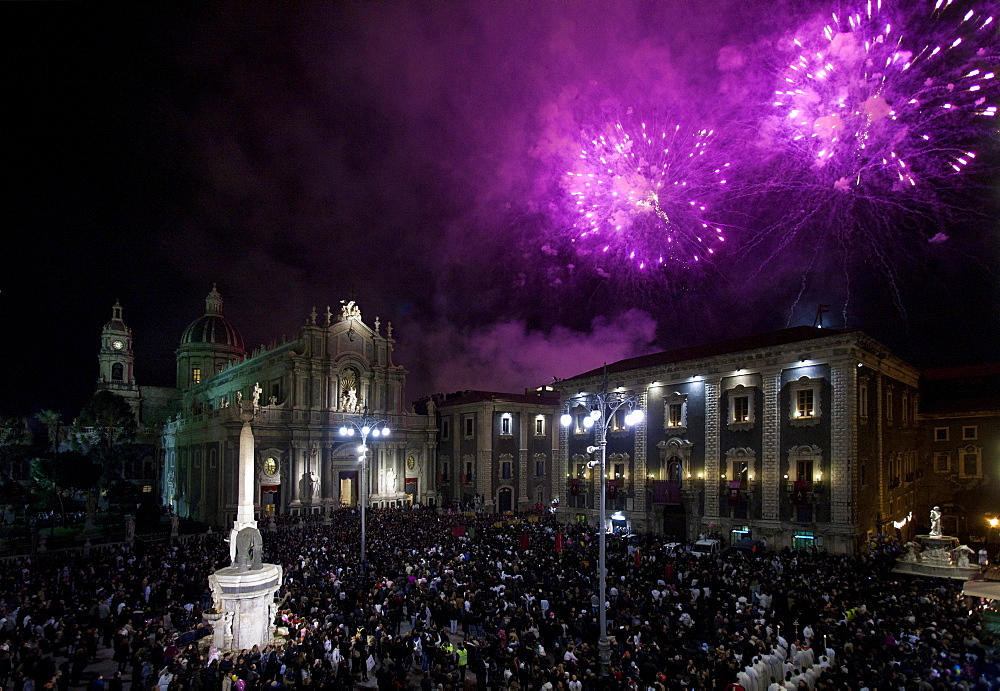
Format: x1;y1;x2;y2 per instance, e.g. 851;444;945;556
771;0;996;197
745;0;999;316
562;113;731;272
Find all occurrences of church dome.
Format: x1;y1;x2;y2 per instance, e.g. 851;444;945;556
180;285;245;351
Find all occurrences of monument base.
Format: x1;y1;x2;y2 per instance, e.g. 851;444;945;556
893;560;980;580
893;534;980;580
207;563;283;651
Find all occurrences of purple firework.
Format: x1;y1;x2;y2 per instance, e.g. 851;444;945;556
562;113;730;273
748;0;999;316
770;0;996;200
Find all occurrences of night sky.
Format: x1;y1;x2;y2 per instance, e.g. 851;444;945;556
5;1;998;420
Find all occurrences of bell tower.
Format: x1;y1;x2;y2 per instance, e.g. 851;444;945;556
98;300;140;413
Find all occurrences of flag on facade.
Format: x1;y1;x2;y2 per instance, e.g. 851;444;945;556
792;480;811;506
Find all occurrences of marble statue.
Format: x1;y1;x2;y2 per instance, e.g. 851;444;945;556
930;506;942;537
268;395;277;406
252;382;262;409
233;526;263;571
236;391;243;406
385;467;396;493
340;300;361;320
954;544;975;568
903;541;921;563
310;471;321;501
125;517;135;543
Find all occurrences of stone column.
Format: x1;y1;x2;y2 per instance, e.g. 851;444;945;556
761;368;782;520
290;442;304;508
322;443;336;510
830;360;856;525
480;410;494;510
704;379;722;518
518;413;529;511
633;392;648;521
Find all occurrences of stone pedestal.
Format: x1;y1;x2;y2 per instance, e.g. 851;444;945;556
207;563;283;651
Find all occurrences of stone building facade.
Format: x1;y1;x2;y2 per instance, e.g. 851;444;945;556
917;365;1000;541
431;390;560;512
146;288;438;527
554;327;921;555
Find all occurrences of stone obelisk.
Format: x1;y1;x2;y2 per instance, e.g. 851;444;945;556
206;397;283;651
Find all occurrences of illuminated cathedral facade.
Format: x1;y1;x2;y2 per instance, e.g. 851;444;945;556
102;287;438;528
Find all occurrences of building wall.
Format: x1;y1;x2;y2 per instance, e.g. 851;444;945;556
554;330;921;555
161;307;437;527
433;394;559;512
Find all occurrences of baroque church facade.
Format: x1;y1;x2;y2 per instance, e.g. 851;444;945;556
100;287;438;528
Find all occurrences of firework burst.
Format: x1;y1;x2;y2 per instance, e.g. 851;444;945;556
561;112;731;273
746;0;999;317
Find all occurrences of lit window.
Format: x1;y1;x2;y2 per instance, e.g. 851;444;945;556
789;377;822;427
934;427;949;442
726;385;756;431
664;393;689;432
535;417;545;436
668;403;683;427
796;389;814;418
963;426;978;440
142;485;152;493
734;396;750;422
500;414;512;436
192;367;202;384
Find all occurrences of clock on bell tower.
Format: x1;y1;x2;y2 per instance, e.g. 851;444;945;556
97;300;140;412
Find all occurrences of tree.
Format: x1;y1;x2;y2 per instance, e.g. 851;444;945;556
34;410;63;454
0;417;29;483
74;391;138;483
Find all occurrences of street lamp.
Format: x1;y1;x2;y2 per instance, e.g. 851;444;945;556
339;409;390;576
560;372;644;677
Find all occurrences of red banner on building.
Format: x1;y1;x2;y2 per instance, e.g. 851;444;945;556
728;480;743;506
792;480;812;506
555;533;564;552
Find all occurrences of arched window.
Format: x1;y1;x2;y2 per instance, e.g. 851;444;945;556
111;363;124;381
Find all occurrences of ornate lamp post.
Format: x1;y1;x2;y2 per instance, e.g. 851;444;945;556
560;373;644;677
339;409;390;576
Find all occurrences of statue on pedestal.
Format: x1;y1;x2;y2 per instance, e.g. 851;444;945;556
233;527;264;571
930;506;942;537
953;544;975;568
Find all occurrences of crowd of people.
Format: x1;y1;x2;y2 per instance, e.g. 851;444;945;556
0;507;996;690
